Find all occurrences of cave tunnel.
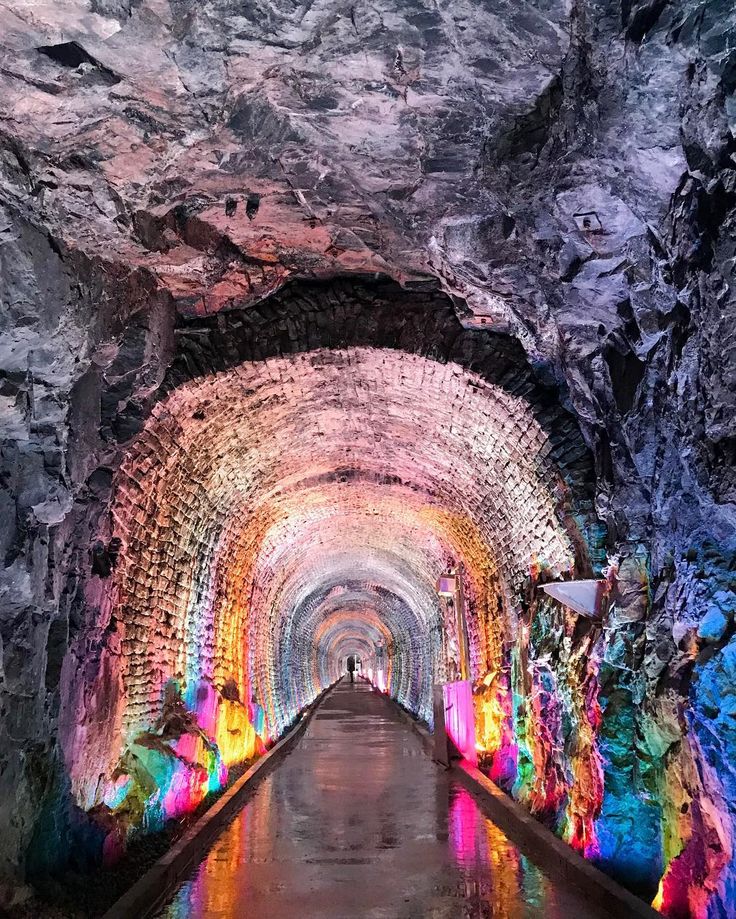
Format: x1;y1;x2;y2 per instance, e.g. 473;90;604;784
2;1;736;917
59;279;601;850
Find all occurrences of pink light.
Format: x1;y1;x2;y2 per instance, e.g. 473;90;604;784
443;680;477;766
366;667;387;693
450;785;487;866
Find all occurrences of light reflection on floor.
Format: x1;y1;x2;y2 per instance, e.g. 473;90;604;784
157;683;608;919
449;784;554;917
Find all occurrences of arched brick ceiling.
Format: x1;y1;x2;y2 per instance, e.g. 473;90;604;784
63;343;593;809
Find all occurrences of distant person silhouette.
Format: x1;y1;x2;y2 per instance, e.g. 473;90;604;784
347;655;356;683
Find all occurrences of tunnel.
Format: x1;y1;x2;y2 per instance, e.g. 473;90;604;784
1;0;736;917
57;280;601;854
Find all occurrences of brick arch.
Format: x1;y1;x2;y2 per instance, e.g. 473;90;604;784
159;277;597;552
59;280;604;851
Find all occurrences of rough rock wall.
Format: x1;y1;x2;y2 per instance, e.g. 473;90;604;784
0;0;734;915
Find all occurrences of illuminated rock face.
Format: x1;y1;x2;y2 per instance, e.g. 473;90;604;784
0;1;735;916
55;286;601;866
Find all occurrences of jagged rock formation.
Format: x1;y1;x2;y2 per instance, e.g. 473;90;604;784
0;1;734;916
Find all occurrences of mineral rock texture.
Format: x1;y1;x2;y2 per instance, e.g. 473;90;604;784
0;0;734;916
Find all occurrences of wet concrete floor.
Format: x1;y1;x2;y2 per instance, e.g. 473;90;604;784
157;680;610;918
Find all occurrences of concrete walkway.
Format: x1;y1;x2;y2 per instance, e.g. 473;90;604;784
157;680;609;919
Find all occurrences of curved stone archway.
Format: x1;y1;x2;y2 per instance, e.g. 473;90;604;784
59;306;602;853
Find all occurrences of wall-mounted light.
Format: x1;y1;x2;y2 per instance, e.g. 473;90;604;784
437;567;470;681
436;574;457;597
540;579;606;619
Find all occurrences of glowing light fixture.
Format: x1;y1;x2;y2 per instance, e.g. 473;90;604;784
437;575;457;597
437;567;470;682
540;579;606;619
442;680;477;766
